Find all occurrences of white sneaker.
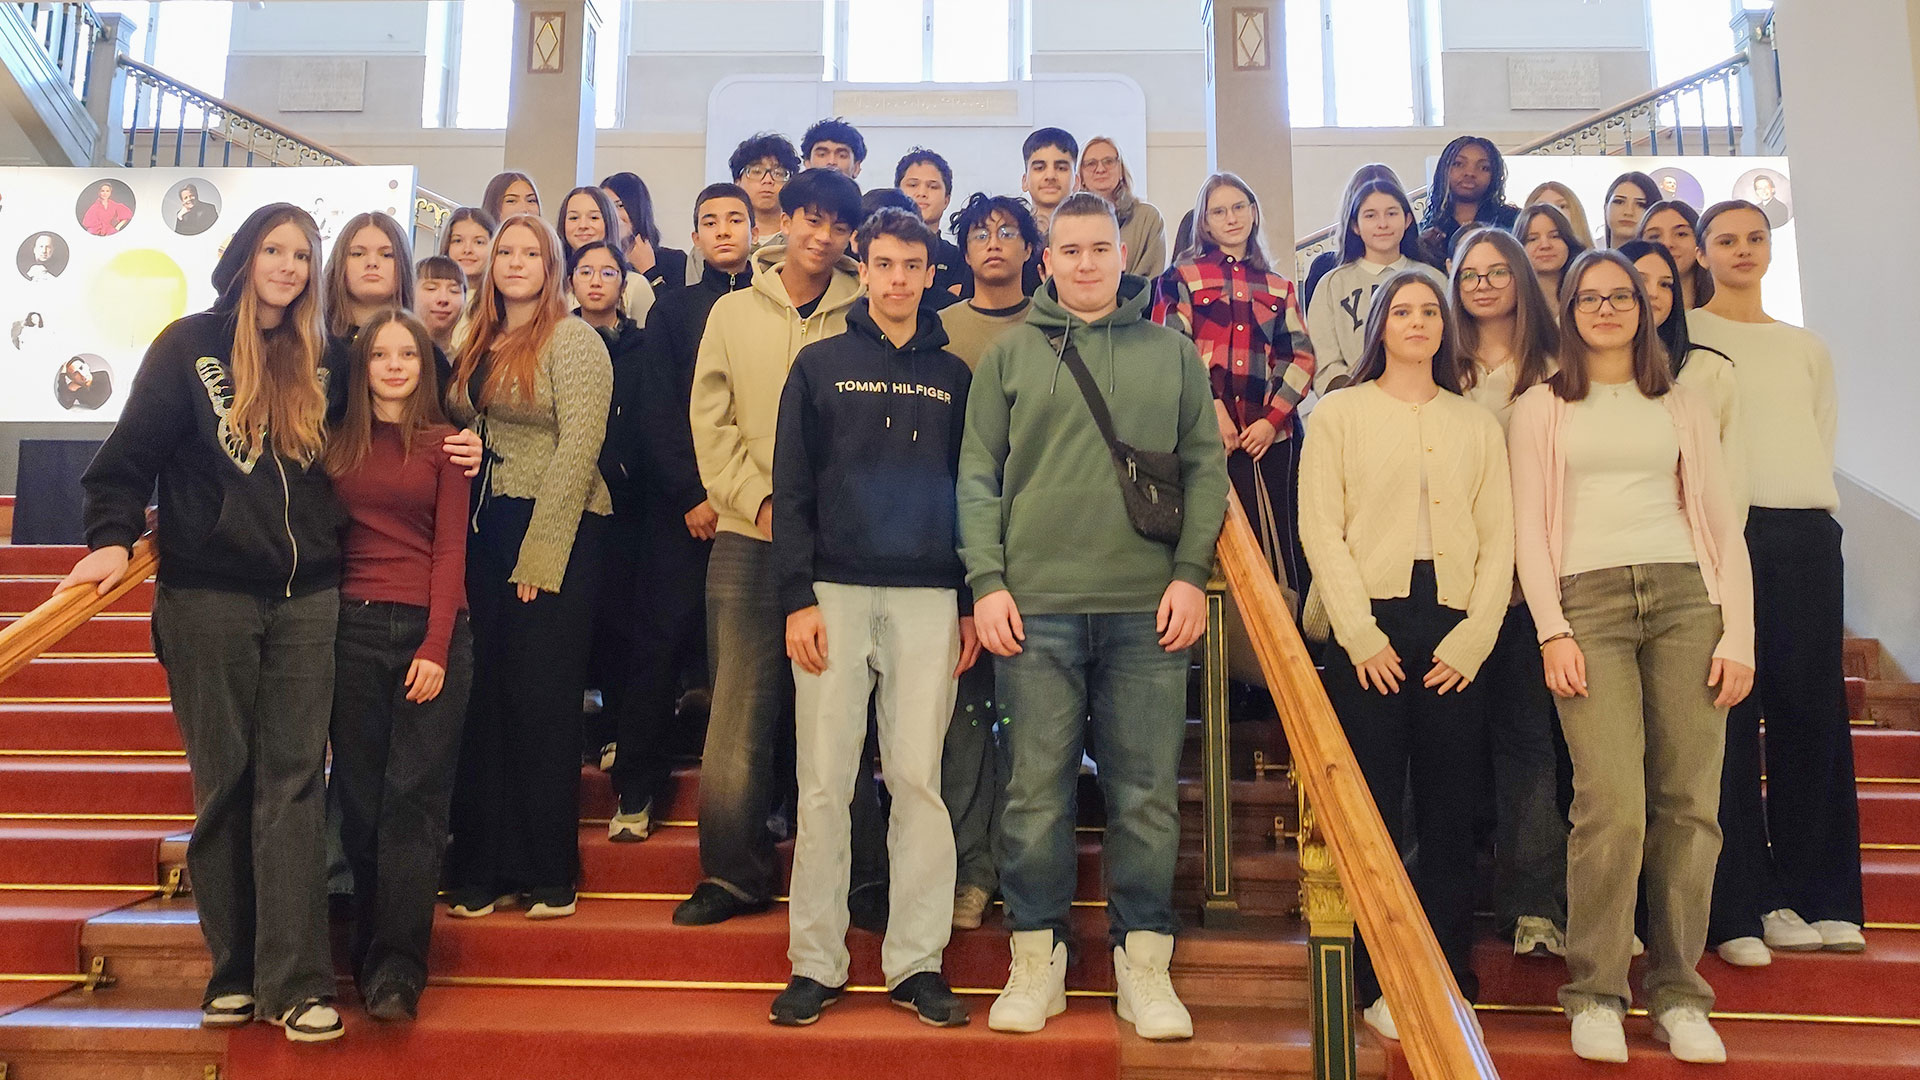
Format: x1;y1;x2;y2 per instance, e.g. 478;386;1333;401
526;896;577;919
1762;908;1822;951
597;742;617;771
1514;916;1566;958
201;993;254;1027
608;801;652;842
1569;1005;1629;1063
1362;996;1398;1041
1631;934;1645;958
1812;920;1866;952
1715;936;1772;967
1113;931;1192;1041
988;929;1067;1033
1653;1005;1726;1064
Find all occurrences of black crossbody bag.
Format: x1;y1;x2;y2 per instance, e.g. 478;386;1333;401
1047;331;1186;547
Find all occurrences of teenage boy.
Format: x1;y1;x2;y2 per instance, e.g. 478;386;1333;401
803;117;867;180
1019;128;1078;234
896;147;969;300
939;194;1041;369
683;168;867;926
730;132;802;244
959;192;1228;1041
601;183;756;842
768;207;977;1027
413;256;466;353
934;191;1042;931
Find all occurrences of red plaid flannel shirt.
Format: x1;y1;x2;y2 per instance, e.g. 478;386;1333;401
1152;249;1315;436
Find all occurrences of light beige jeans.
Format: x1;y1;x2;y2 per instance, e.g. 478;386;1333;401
1555;563;1726;1017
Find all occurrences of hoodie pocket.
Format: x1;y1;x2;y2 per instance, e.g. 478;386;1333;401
821;463;957;569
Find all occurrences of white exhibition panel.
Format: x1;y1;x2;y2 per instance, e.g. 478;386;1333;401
706;75;1152;213
0;165;416;423
1502;155;1802;327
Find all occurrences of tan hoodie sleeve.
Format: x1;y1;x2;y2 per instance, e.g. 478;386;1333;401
690;296;773;530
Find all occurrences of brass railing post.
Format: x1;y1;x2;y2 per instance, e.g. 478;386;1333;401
1295;771;1357;1080
1199;565;1239;927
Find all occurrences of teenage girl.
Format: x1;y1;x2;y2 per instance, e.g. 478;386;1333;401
1155;172;1314;596
1599;172;1660;249
439;207;498;290
1418;135;1520;258
559;185;655;324
1306;177;1444;393
1510;248;1753;1065
323;309;472;1022
1513;203;1587;310
602;171;690;293
1636;200;1715;310
1522;181;1594;246
481;171;541;225
66;204;346;1043
1617;240;1745;511
1448;227;1568;958
444;214;614;921
1302;163;1402;310
1299;269;1513;1043
1689;200;1864;966
323;212;414;347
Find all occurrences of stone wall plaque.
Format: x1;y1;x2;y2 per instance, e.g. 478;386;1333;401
277;59;366;113
832;89;1020;118
1507;54;1602;111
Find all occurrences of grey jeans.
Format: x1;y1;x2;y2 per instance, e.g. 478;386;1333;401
152;583;339;1016
1555;563;1726;1018
942;655;999;895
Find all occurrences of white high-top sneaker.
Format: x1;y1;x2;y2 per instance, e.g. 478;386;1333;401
988;929;1067;1033
1113;931;1193;1041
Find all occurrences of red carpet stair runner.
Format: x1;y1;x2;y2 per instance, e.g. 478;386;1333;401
0;543;1915;1077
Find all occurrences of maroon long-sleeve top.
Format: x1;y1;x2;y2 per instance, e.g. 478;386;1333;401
332;421;469;667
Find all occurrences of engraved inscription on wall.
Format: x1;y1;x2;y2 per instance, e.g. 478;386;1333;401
278;59;367;113
1507;54;1601;111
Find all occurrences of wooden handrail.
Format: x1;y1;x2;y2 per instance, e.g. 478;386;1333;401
1216;498;1498;1079
0;537;156;685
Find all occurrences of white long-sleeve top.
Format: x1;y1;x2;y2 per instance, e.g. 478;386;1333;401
1686;309;1838;511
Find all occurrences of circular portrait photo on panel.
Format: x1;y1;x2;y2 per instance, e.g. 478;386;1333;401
1734;168;1792;228
11;311;47;351
56;354;114;411
1648;167;1704;209
75;178;137;236
17;232;69;280
165;178;222;236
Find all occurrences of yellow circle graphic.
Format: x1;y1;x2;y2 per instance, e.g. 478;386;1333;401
91;249;190;349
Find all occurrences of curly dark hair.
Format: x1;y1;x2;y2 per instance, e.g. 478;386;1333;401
728;132;800;182
802;117;867;164
1421;135;1509;232
948;192;1042;254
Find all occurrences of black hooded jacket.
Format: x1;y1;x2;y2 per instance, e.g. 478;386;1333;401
81;203;344;597
586;313;648;511
771;298;972;615
637;259;752;514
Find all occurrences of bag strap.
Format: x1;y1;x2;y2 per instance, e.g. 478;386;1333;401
1045;330;1124;455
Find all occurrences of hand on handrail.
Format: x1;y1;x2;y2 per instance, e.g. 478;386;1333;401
57;545;131;598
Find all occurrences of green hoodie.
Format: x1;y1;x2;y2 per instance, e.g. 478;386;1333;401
958;275;1229;614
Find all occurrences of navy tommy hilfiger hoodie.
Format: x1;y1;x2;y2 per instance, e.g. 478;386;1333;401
771;297;973;616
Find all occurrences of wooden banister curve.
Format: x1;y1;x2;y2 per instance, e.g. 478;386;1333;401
0;537;156;685
1216;498;1499;1079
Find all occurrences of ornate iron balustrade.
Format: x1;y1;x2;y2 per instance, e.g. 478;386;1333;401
1295;52;1756;277
8;1;101;102
109;55;456;242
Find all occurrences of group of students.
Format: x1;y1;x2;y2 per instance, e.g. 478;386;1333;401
57;117;1857;1065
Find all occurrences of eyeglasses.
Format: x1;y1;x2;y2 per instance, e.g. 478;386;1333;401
1457;266;1513;291
573;265;622;283
1574;289;1639;314
742;165;790;183
1206;200;1253;221
968;225;1022;244
1083;156;1119;171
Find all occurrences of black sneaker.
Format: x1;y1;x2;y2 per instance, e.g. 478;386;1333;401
769;976;845;1026
890;972;969;1027
362;980;419;1022
848;880;889;934
672;882;770;926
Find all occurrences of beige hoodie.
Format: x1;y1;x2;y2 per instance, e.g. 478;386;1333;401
690;242;864;539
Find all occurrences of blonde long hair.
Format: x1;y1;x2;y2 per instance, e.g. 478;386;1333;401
452;214;569;408
227;207;327;463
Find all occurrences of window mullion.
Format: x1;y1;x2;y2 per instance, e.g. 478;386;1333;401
1320;0;1336;126
922;0;935;81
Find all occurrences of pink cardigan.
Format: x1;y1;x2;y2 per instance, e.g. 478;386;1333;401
1508;382;1755;668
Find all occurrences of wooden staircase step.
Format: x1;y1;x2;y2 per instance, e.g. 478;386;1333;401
1843;638;1884;681
1121;1003;1387;1079
0;986;223;1080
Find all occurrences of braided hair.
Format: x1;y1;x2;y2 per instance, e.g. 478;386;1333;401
1421;135;1509;233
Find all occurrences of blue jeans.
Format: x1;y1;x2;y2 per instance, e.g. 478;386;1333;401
995;612;1188;948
